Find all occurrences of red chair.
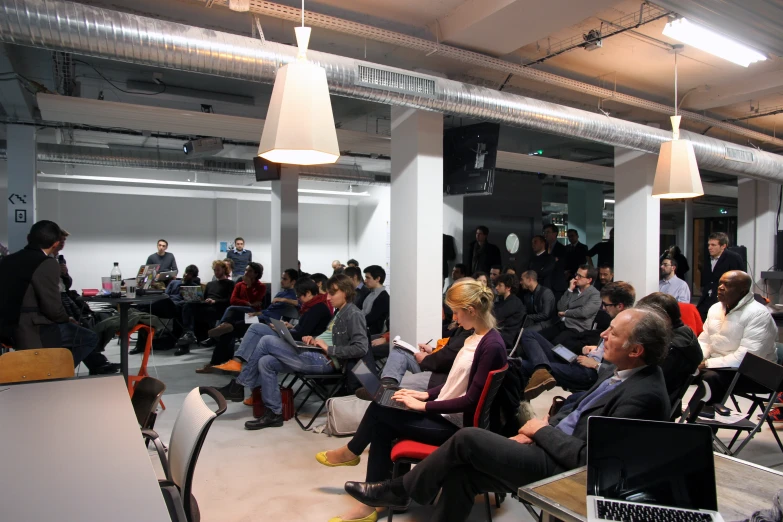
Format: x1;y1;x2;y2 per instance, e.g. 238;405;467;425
387;364;509;521
679;302;703;337
126;324;165;410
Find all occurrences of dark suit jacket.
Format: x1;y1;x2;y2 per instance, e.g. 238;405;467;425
494;294;524;349
699;249;744;301
531;365;670;470
354;284;372;309
466;241;502;275
10;255;70;349
522;284;557;330
527;252;555;289
547;241;568;293
564;242;589;278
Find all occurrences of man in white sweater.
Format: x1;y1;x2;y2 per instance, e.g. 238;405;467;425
687;271;777;418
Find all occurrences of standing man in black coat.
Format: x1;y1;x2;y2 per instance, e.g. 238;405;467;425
465;225;502;275
527;235;555;290
697;232;744;320
564;229;589;280
543;224;568;300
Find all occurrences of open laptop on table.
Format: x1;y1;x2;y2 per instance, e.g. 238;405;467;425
268;318;322;353
350;360;419;412
587;417;723;522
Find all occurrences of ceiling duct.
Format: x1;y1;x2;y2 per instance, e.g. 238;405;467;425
1;0;782;182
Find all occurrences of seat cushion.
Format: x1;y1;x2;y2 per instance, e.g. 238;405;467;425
391;440;439;462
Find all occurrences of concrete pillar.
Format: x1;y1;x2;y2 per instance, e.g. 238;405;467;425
270;166;298;294
6;125;36;252
683;199;694;289
738;178;778;288
567;181;604;249
614;148;660;296
390;107;443;343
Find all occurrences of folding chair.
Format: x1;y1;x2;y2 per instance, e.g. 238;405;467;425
669;369;698;421
684;353;783;457
292;371;347;430
508;328;524;358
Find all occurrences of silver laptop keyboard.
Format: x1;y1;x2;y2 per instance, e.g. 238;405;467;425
597;500;712;522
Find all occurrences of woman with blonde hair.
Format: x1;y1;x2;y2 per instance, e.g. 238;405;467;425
317;279;507;522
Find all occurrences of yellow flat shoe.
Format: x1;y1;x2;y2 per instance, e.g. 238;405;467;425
327;512;377;522
316;451;360;467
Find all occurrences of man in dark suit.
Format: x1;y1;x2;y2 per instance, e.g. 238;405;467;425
493;273;524;350
465;225;502;275
343;308;671;522
564;229;589;280
543;224;568;300
527;235;555;289
697;232;744;320
519;270;556;332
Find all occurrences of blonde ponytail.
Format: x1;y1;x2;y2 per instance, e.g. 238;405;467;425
445;279;497;330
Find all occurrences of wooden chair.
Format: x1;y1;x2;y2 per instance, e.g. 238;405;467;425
0;348;75;384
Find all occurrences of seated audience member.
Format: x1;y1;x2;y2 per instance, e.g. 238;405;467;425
318;279;507;522
347;259;360;268
473;271;489;287
311;272;335;314
206;263;270;338
527;235;554;289
659;256;691;303
243;274;368;429
519;270;557;332
345;266;371;309
504;265;518;276
0;221;117;374
451;263;468;282
166;265;200;304
255;268;299;320
521;282;635;400
344;308;671;522
494;273;524;350
539;265;601;342
662;245;690;280
636;292;702;404
226;237;252;281
594;264;613;291
175;260;235;354
215;277;333;389
332;260;345;275
489;265;502;288
298;260;310;279
363;265;390;336
686;270;777;417
147;239;178;279
221;258;234;280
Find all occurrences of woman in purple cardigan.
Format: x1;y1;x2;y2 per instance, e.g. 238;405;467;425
317;279;507;522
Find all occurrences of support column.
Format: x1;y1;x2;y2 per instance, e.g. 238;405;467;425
271;166;298;294
567;181;603;249
6;125;36;252
614;148;660;296
683;199;694;289
738;178;778;290
390;107;443;343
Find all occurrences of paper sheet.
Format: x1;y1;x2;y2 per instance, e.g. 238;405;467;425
392;335;418;354
245;314;259;324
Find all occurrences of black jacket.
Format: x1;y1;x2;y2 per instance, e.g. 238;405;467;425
354;285;372;310
420;327;474;388
527;252;555;289
699;249;744;301
466;240;502;275
291;301;332;341
660;323;703;404
522;284;557;330
364;289;390;336
553;309;611;355
547;241;568;293
587;240;614;268
564;242;589;278
494;294;524;349
533;365;670;470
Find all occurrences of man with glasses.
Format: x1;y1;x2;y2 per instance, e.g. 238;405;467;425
659;256;690;303
538;265;601;343
521;282;635;400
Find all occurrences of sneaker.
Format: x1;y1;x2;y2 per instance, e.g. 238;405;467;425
208;323;234;339
217;379;245;402
524;368;556;401
177;331;197;346
245;409;284;430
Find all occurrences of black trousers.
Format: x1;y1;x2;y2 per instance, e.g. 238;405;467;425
402;427;563;522
538;322;571;343
346;402;458;482
210;323;249;365
687;368;769;410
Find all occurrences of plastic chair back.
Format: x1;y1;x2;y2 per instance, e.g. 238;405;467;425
738;353;783;392
473;365;508;430
131;376;166;429
0;348;74;384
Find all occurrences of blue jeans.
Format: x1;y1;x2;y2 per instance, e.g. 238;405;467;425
58;323;99;368
381;347;422;382
519;330;597;391
245;335;334;414
220;305;255;324
234;324;277;386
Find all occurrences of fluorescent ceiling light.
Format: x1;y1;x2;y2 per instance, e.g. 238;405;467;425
662;18;767;67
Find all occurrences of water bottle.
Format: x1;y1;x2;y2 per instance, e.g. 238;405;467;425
110;262;122;296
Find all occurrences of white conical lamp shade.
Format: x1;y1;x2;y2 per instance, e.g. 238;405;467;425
652;116;704;199
258;28;340;165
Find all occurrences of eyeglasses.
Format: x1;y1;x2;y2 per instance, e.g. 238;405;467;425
660;263;672;267
601;302;618;309
574;274;587;280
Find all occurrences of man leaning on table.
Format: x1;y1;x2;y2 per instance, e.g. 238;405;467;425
342;307;671;522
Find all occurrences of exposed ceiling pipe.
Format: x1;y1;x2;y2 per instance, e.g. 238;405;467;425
1;0;782;182
218;0;783;149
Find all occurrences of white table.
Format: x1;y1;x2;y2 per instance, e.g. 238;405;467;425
0;376;171;522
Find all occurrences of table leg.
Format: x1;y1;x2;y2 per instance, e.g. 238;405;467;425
120;303;129;384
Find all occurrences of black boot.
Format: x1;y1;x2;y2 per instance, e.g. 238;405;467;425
217;378;245;402
245;409;284;430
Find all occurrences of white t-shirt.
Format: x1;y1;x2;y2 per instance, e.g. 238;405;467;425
434;332;484;427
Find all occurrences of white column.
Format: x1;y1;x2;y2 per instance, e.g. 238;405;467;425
6;125;36;252
738;178;778;288
614;148;660;296
270;166;298;294
567;181;604;249
390;107;443;343
683;199;694;289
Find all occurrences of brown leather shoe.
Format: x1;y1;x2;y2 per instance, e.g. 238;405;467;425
195;364;214;374
208;322;234;339
524;368;556;401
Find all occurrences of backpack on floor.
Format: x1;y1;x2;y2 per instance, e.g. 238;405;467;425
323;396;370;436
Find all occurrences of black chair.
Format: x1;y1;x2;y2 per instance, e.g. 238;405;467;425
669;370;698;421
144;387;227;522
292;372;347;430
131;376;166;431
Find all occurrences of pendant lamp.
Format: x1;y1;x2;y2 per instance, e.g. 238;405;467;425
257;2;340;165
652;52;703;199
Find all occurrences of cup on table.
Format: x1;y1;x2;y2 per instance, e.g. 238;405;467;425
125;279;137;299
101;277;112;294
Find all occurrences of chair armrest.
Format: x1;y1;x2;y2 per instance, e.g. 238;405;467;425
142;429;172;482
199;387;228;416
159;482;188;522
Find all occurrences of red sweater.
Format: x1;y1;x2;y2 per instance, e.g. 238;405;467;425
230;281;267;311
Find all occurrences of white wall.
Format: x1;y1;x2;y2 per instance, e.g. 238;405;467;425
350;185;391;274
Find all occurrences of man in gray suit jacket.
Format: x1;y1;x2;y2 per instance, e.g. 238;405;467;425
343;308;671;522
538;264;601;342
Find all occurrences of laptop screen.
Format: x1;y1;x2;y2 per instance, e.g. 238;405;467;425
351;361;381;397
587;417;718;511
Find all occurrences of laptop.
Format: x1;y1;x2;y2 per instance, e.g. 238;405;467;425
157;271;177;284
268;318;321;353
350;360;416;412
587;417;723;522
136;264;160;290
181;286;204;303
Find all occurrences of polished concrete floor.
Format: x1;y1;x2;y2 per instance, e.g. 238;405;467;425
97;340;783;522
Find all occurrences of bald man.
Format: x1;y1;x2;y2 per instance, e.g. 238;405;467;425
687;270;777;418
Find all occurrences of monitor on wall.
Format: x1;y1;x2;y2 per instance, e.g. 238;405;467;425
443;122;500;196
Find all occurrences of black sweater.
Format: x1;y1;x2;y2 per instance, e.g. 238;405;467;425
365;289;390;335
494;294;525;349
290;302;332;341
204;279;235;308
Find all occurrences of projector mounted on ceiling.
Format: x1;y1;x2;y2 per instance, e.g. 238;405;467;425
183;137;224;158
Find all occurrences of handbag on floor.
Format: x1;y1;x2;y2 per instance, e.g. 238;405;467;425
323;396;370;436
252;386;295;421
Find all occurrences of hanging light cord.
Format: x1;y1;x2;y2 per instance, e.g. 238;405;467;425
674;52;678;117
301;0;304;27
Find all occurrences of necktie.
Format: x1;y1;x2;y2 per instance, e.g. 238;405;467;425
555;377;621;436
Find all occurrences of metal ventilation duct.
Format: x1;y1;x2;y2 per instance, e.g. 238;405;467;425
1;0;782;182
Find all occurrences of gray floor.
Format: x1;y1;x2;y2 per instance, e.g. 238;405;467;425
97;339;783;522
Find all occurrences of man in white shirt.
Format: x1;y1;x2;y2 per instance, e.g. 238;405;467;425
687;270;777;418
659;256;690;303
